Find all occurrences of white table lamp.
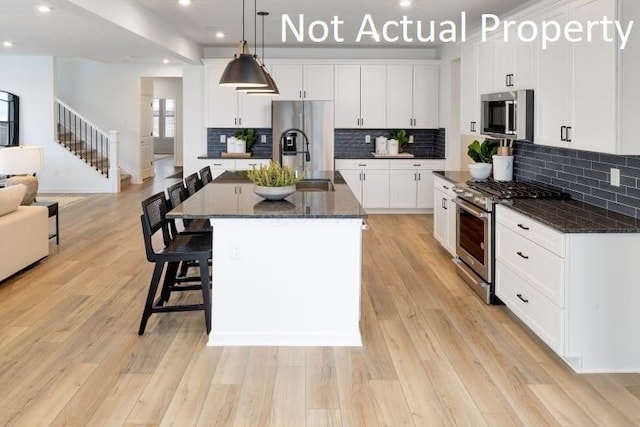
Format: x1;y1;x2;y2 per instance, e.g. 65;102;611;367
0;146;44;205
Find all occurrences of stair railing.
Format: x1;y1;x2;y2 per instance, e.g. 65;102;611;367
54;99;120;191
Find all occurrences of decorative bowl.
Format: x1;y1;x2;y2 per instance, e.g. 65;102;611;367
253;185;296;201
468;163;492;180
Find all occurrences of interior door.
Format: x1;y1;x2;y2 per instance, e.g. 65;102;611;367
140;94;154;179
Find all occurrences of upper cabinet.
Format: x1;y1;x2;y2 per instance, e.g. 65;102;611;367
534;0;617;153
204;61;271;128
492;29;536;92
387;65;439;129
335;65;387;128
270;63;334;100
460;44;481;135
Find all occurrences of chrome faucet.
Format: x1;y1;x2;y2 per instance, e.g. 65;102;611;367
279;128;310;173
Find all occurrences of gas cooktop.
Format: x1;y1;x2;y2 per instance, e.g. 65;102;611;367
453;180;568;211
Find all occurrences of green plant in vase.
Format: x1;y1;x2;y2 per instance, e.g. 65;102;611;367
246;161;303;200
467;139;499;180
235;128;259;152
388;129;410;152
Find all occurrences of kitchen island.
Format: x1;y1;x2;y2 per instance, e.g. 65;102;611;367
167;171;367;346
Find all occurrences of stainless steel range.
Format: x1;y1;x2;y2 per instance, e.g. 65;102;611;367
451;180;566;304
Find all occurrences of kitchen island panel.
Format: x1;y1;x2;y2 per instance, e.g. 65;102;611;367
208;217;363;347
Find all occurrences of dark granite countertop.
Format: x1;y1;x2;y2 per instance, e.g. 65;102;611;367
336;155;445;160
500;199;640;233
197;154;272;160
167;170;366;219
432;170;472;184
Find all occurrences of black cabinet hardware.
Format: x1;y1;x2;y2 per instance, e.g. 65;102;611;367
566;126;572;142
517;294;529;303
517;251;529;260
517;224;530;230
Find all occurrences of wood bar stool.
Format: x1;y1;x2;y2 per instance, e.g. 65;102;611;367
138;192;212;335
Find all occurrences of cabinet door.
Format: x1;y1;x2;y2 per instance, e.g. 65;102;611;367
205;62;239;127
460;45;480;135
477;40;495;96
535;5;571;147
433;188;448;247
416;170;435;209
334;65;361;128
362;169;390;209
271;64;303;100
413;65;439;129
337;169;363;203
570;0;616;153
493;34;514;92
360;65;387;128
303;65;334;100
238;93;272;128
389;169;417;208
386;65;413;129
513;34;535;90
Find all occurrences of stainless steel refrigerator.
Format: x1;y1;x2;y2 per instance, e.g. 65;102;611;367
272;101;334;175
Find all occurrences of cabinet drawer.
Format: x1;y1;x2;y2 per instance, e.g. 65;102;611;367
433;175;455;197
335;159;390;170
496;205;565;256
496;223;565;307
235;159;270;170
496;261;563;354
207;159;236;170
389;159;445;170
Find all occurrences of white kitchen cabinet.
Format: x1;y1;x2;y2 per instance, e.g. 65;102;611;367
386;65;439;129
335;65;386;128
335;159;390;209
433;175;456;255
388;160;443;210
204;61;271;128
495;204;640;373
199;158;270;179
271;63;334;100
476;41;495;97
460;44;481;135
534;0;617;153
492;29;535;91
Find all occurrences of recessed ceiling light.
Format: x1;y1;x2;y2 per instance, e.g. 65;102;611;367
178;0;191;5
3;41;13;48
215;31;225;39
163;59;170;64
37;5;53;13
399;0;412;7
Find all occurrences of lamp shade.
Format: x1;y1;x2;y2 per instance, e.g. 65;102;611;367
219;52;269;88
246;68;280;95
0;146;44;175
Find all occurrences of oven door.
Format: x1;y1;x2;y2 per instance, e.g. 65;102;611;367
453;198;491;282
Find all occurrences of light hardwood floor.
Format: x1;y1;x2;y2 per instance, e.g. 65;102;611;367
1;159;639;426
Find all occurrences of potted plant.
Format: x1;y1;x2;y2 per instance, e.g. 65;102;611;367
234;128;259;153
388;129;409;154
246;161;302;200
467;139;499;180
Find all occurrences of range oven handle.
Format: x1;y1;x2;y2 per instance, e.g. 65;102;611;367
452;198;489;219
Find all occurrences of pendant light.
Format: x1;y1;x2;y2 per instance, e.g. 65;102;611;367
245;11;280;95
218;0;268;88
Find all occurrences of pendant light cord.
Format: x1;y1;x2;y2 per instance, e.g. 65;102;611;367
261;13;265;62
242;0;245;41
253;0;258;59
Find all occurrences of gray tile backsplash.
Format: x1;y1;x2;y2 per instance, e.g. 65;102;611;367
206;127;446;160
514;141;640;219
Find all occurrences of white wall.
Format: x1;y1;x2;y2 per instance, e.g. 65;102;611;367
437;43;464;171
55;58;182;183
182;64;205;177
153;77;183;166
0;56;113;193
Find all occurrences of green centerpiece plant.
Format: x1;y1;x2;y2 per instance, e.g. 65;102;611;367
388;129;410;152
246;161;303;200
467;139;499;180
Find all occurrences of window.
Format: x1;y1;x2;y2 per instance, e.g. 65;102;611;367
152;98;176;139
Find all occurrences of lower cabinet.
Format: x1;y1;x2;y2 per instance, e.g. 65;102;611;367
201;158;271;179
495;204;640;373
336;160;390;209
336;159;444;212
432;175;456;255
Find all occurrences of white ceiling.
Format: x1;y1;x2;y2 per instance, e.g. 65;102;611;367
0;0;534;64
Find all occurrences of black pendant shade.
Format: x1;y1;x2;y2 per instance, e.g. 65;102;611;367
244;10;279;95
219;42;269;88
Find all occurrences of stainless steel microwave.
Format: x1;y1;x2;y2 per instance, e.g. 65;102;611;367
481;90;534;141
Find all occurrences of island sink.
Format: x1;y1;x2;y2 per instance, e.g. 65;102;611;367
295;178;334;192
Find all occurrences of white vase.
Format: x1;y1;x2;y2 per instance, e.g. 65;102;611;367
468;163;492;180
253;185;296;201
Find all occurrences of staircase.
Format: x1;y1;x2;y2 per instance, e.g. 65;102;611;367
55;99;121;192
